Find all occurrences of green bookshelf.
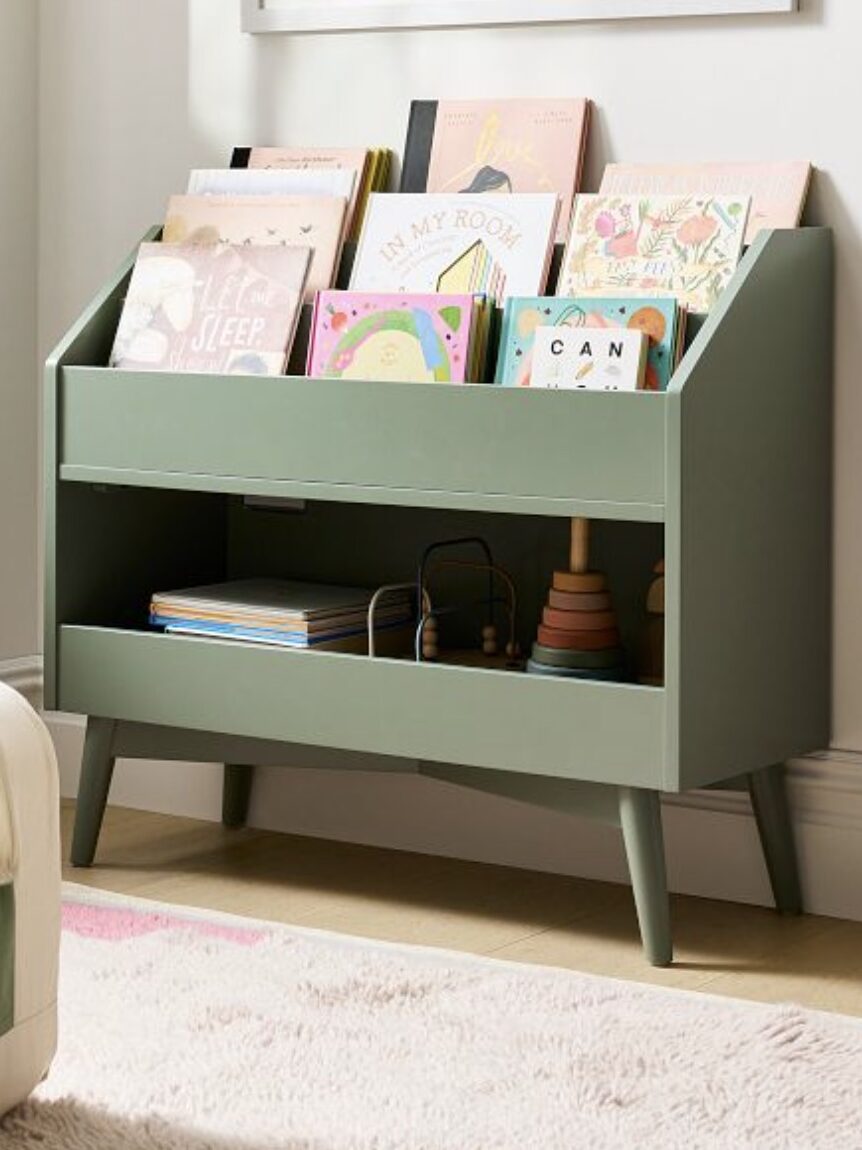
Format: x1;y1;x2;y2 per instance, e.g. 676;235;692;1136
44;226;833;964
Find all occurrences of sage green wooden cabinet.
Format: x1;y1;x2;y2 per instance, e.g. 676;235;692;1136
44;227;833;965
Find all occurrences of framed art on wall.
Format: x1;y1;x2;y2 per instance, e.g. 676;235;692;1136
241;0;797;35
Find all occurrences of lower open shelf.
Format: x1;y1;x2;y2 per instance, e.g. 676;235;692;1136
57;625;668;789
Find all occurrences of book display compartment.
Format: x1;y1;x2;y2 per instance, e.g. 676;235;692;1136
45;226;833;965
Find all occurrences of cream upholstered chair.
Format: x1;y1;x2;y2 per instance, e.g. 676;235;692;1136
0;682;60;1116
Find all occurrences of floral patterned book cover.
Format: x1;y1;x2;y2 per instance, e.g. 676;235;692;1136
350;193;559;305
162;194;347;302
496;295;680;391
557;194;751;314
109;243;311;375
307;291;482;383
600;161;811;244
413;98;591;242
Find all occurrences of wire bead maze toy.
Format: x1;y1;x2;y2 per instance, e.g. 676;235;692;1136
408;537;523;670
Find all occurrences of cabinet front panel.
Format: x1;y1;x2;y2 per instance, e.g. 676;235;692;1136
60;369;667;519
59;626;668;788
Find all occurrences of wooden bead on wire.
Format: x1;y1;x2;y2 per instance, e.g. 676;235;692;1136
422;616;439;660
482;623;497;656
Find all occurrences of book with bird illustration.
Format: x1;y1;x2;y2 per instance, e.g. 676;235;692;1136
557;193;751;313
162;194;347;302
231;146;392;242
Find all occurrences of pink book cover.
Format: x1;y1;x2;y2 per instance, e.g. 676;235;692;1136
162;194;347;302
307;291;477;384
425;99;590;242
247;147;369;227
109;243;311;375
600;161;812;244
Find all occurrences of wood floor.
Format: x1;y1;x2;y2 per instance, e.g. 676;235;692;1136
61;801;862;1017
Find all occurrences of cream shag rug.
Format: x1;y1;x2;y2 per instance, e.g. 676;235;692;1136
2;884;861;1149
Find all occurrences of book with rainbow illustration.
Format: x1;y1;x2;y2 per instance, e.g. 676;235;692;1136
496;295;683;391
350;193;559;304
162;194;347;302
109;243;311;375
557;193;751;314
307;291;490;383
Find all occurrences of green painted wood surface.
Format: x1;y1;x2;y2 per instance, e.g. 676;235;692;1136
619;788;672;966
43;230;160;710
0;884;13;1038
112;721;418;773
418;763;622;824
664;228;833;788
59;368;667;520
58;626;667;788
70;718;117;868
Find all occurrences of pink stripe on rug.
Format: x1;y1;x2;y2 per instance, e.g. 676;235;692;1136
61;899;266;946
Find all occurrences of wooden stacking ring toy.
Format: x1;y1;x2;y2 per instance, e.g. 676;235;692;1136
537;624;620;650
552;570;606;594
542;607;616;632
531;642;624;669
547;589;611;612
526;659;625;681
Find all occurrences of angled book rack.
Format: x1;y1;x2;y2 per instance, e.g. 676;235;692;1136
45;226;833;964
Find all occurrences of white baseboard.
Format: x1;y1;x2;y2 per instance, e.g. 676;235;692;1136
0;655;43;709
45;708;862;923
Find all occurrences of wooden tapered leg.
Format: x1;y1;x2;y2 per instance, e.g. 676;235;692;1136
222;764;256;828
748;763;802;915
70;717;117;867
618;787;673;967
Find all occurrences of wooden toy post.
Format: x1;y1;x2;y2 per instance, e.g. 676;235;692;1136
528;517;625;680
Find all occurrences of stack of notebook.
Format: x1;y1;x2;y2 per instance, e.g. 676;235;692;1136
150;579;413;653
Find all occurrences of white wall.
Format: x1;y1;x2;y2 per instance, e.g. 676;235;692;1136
38;0;191;354
35;0;862;915
0;1;38;661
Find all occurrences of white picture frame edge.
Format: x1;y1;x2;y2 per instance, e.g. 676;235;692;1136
241;0;798;36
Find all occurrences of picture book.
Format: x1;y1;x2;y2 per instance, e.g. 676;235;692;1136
400;98;590;241
557;193;751;314
187;167;356;209
350;193;559;304
496;295;681;391
150;578;413;653
600;161;812;244
530;325;648;391
109;243;311;375
162;194;347;302
151;578;406;622
231;146;392;241
307;291;487;383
